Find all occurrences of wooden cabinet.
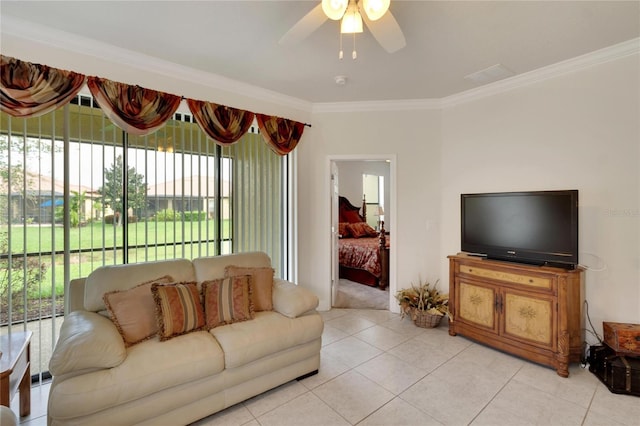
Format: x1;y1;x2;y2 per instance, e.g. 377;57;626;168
448;254;584;377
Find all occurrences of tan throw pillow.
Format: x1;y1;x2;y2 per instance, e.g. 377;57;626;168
225;265;275;311
202;275;254;329
151;282;205;341
103;275;174;347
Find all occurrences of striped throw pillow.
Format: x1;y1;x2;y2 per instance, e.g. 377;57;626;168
202;275;254;329
151;282;205;341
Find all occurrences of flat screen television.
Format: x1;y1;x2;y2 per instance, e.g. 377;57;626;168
461;190;579;269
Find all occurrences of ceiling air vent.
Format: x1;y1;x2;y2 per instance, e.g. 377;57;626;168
464;64;515;85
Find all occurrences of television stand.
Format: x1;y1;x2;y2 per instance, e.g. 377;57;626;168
448;253;584;377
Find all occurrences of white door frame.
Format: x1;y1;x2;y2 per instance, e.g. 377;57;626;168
330;161;340;304
327;154;398;312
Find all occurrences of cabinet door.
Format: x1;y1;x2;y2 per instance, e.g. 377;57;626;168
502;289;556;350
456;279;499;334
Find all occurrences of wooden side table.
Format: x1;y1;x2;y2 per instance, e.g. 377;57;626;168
0;331;32;417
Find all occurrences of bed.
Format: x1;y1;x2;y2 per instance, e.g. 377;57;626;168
338;196;390;290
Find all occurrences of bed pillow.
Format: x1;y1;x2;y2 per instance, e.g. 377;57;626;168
340;208;363;224
225;265;274;311
151;282;205;341
201;275;254;329
338;222;351;238
347;222;378;238
103;275;174;346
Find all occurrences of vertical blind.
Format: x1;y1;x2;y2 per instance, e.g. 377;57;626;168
0;93;290;380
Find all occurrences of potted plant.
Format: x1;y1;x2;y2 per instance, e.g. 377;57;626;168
395;279;449;328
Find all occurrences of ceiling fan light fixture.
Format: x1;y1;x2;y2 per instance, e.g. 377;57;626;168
362;0;390;21
322;0;348;20
340;3;363;34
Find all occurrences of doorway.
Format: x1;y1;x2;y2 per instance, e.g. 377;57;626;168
329;155;396;310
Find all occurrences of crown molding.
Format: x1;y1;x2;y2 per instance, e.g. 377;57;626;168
312;98;442;113
1;15;313;114
440;37;640;109
310;38;639;112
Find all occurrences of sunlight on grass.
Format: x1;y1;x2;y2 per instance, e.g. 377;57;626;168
1;219;230;298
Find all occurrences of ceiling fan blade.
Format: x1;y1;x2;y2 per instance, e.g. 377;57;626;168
362;9;406;53
279;4;328;46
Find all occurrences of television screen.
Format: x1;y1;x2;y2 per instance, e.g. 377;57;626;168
461;190;578;268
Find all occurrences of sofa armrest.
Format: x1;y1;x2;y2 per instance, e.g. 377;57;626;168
272;279;319;318
49;311;126;377
66;277;86;313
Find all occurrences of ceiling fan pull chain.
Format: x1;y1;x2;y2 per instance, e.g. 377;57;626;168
352;32;357;59
339;29;344;59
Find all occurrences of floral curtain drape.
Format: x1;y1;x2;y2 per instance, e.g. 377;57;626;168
0;56;86;118
187;99;255;145
0;55;307;153
256;114;306;155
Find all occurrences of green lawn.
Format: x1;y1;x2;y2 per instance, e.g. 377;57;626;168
4;219;230;253
1;219;230;298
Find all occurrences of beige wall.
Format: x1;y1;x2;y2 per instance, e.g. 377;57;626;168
299;53;639;342
298;110;443;311
439;54;640;342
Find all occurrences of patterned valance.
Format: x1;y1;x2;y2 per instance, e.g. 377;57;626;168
0;55;308;153
0;56;86;118
187;99;255;145
87;77;181;136
256;114;306;155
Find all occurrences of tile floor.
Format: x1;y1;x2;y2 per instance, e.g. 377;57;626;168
11;308;640;426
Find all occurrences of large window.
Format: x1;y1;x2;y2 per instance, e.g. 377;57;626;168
0;93;290;378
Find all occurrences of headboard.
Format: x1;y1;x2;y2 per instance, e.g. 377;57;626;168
339;195;366;223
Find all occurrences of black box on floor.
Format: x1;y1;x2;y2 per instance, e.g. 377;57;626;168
588;344;640;397
588;345;612;377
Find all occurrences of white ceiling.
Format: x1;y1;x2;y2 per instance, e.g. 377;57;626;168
2;1;639;104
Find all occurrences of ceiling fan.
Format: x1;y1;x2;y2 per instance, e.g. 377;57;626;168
279;0;406;58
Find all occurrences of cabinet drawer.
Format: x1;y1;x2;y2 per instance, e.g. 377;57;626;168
459;265;551;290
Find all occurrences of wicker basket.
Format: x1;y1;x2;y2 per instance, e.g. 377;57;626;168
412;309;444;328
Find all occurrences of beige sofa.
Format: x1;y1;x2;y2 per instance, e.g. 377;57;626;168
47;252;323;426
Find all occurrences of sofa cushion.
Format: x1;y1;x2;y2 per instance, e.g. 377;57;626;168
48;331;225;420
210;310;324;369
202;275;254;328
103;275;174;347
84;258;195;312
272;279;319;318
225;265;274;311
152;282;206;341
49;311;126;377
